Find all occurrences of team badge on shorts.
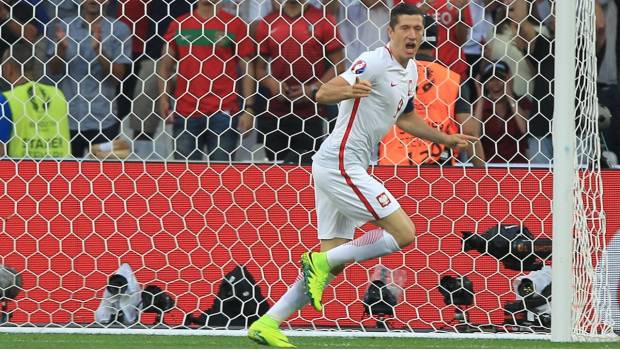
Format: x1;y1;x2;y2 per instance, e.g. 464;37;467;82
376;193;391;208
351;60;367;74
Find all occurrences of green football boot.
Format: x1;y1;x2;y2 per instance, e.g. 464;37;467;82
300;251;331;312
247;315;295;348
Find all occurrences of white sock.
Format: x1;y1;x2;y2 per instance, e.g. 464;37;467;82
267;272;335;324
326;229;400;268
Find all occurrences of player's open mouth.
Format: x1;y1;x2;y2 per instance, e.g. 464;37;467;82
405;43;417;50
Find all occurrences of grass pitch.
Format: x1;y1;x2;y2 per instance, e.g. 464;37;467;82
1;333;620;349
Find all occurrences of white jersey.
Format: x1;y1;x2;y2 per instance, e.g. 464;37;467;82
313;46;418;170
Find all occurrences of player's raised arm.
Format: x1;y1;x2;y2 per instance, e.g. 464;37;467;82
316;51;376;105
397;109;478;150
315;76;372;105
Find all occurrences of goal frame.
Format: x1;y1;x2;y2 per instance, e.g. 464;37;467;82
551;0;576;343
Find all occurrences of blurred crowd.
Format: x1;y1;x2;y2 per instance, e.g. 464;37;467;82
0;0;617;167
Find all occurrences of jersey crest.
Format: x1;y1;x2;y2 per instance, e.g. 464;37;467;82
351;60;367;74
376;193;391;208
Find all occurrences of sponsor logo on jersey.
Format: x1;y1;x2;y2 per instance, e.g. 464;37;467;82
351;60;367;74
376;193;391;208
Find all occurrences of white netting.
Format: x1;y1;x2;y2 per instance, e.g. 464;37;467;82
573;0;614;339
0;0;616;341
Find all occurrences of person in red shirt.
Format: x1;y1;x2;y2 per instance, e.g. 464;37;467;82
254;0;345;164
475;61;529;163
158;0;255;161
404;0;472;80
117;0;193;159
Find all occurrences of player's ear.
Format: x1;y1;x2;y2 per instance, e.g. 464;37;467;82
387;23;394;40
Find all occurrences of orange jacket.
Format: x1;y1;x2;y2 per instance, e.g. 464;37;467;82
379;59;460;165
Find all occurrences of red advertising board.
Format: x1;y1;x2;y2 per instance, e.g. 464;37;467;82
0;161;618;329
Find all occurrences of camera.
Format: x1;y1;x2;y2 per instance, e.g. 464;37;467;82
503;267;552;330
362;279;398;324
361;265;406;330
437;275;479;332
0;265;21;324
462;224;551;271
438;276;474;307
141;285;175;325
106;274;129;296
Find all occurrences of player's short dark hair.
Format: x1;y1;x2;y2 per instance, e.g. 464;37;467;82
389;3;424;29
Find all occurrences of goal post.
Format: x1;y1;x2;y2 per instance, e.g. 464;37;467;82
553;0;617;341
551;0;576;342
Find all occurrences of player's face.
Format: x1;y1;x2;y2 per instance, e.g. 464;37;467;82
388;14;424;62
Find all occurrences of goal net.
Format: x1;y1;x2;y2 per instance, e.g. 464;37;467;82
0;0;616;341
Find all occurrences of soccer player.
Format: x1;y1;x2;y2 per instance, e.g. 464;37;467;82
248;4;476;347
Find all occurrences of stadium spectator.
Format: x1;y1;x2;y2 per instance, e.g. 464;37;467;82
503;0;554;164
254;0;345;164
24;0;48;35
158;0;255;161
404;0;473;81
0;0;38;90
114;0;149;156
597;0;620;160
0;0;38;52
47;0;132;158
115;0;192;159
0;43;71;158
475;61;528;163
47;0;78;19
533;0;553;26
338;0;393;66
484;2;534;99
463;0;493;102
379;16;485;166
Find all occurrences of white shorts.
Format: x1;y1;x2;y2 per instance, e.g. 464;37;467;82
312;162;401;240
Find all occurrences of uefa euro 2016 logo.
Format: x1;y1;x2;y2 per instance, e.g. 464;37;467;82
351;60;367;74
